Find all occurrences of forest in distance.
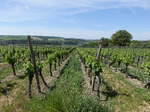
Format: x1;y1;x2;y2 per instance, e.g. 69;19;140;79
0;30;150;48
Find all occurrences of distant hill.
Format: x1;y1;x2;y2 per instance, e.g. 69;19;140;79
0;35;27;40
0;35;91;46
0;35;64;40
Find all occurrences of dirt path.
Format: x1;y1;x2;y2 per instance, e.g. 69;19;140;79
0;63;9;71
79;58;98;98
137;101;150;112
41;56;71;93
1;75;14;82
126;77;144;88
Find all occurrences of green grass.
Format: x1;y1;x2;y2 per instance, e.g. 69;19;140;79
0;35;27;40
0;57;4;63
2;53;150;112
4;56;109;112
128;66;150;82
0;63;25;97
111;63;150;82
102;67;150;112
0;66;12;80
0;63;23;80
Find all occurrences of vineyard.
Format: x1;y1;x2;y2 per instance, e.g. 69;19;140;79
0;37;150;112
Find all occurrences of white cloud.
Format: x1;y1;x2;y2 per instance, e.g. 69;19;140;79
11;0;150;10
0;0;150;40
1;0;150;22
133;32;150;40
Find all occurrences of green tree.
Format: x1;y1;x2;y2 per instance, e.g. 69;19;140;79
111;30;133;46
100;37;110;47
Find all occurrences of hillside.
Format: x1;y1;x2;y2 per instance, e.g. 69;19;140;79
0;35;90;46
0;35;65;40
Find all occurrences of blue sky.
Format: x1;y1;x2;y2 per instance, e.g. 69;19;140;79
0;0;150;40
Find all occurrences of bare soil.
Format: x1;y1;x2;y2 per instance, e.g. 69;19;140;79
79;59;98;97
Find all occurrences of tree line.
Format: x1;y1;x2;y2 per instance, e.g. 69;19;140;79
82;30;150;48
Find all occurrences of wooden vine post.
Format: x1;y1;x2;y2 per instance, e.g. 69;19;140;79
12;43;16;76
92;40;102;98
27;36;41;95
96;42;102;60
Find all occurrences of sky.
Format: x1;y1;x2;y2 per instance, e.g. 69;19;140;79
0;0;150;40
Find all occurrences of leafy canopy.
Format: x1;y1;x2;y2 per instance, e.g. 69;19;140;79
111;30;132;46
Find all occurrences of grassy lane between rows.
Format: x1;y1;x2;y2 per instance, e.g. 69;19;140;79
1;55;70;112
0;63;24;81
11;55;109;112
102;67;150;112
0;66;12;80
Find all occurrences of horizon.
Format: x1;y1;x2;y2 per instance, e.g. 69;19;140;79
0;34;149;41
0;0;150;40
